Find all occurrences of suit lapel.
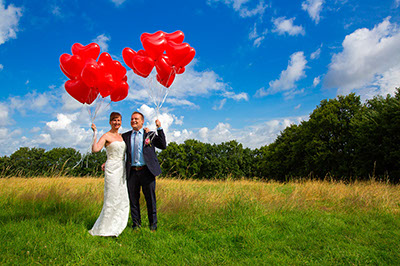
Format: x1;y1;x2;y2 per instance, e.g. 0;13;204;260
143;131;148;148
125;130;132;156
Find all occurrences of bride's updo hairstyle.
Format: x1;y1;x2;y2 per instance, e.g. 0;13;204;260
110;112;122;122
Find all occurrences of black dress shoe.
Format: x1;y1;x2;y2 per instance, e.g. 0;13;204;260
132;224;141;230
150;224;157;231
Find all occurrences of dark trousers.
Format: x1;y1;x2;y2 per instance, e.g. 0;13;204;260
127;166;157;227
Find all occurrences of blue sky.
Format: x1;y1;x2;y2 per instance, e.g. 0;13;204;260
1;0;400;155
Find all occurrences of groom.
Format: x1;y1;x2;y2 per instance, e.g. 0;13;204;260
122;111;167;231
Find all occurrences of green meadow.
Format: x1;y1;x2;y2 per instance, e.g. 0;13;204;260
0;177;399;265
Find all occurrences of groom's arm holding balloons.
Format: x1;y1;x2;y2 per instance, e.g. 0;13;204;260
151;119;167;150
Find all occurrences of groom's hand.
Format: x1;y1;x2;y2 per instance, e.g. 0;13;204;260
101;163;105;171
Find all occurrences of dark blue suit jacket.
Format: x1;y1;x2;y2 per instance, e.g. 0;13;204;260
122;129;167;178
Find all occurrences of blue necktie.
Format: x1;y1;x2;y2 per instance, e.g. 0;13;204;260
133;131;139;165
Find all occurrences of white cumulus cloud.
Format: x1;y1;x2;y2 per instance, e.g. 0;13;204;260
324;17;400;99
313;76;321;87
272;17;305;36
0;0;22;45
256;51;307;98
129;104;307;150
0;104;9;126
249;23;268;47
34;112;93;151
310;46;321;60
126;60;248;109
8;91;53;115
213;99;227;110
208;0;268;18
302;0;324;24
92;34;110;52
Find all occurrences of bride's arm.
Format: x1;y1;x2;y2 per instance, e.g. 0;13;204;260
91;124;107;153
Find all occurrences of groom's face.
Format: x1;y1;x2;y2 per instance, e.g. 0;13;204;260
131;113;144;131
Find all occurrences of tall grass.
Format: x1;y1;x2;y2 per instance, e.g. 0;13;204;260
1;177;399;264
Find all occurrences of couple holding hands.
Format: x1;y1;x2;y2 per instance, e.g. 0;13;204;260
89;111;166;237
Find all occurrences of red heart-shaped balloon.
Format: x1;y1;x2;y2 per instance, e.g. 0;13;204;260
156;73;175;88
175;66;185;74
140;31;165;43
97;52;114;86
60;64;76;80
112;61;127;81
142;36;167;61
97;73;115;98
65;79;98;104
165;42;191;66
155;56;175;88
60;53;84;79
98;52;113;68
122;47;136;69
165;30;185;44
137;49;148;56
71;43;101;61
86;88;99;104
176;47;196;68
110;81;129;102
132;55;154;78
155;56;174;76
81;59;99;88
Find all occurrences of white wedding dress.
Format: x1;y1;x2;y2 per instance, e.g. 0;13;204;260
89;141;130;237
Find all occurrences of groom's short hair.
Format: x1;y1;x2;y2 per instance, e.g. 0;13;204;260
110;112;121;122
132;111;144;121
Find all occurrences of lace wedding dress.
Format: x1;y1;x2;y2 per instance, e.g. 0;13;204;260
89;141;130;237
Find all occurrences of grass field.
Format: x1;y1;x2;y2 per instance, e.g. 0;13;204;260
0;177;399;265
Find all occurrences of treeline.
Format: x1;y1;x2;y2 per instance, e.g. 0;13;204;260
0;147;106;177
256;90;400;182
1;89;399;182
160;89;400;182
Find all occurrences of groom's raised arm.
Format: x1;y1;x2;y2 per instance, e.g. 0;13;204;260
153;119;167;150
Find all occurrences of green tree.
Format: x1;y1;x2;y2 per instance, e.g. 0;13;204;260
302;93;362;178
9;147;46;176
42;147;82;176
74;150;107;177
159;140;256;179
0;156;11;176
257;124;307;181
352;88;400;181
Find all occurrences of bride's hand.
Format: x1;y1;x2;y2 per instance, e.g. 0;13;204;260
91;123;97;132
144;127;150;133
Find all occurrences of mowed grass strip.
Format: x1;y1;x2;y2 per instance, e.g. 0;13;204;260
0;177;399;265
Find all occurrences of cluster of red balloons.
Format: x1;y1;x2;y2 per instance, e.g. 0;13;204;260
60;43;129;104
122;30;196;88
60;31;196;105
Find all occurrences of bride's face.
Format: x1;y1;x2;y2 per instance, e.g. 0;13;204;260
110;116;122;130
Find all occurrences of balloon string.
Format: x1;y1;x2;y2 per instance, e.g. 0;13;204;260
74;91;110;170
72;135;94;169
146;76;161;117
144;67;175;123
148;131;156;142
156;68;175;113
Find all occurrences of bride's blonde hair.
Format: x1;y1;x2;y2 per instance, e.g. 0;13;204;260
110;112;121;122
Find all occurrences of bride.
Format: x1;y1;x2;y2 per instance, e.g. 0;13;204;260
89;112;129;237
